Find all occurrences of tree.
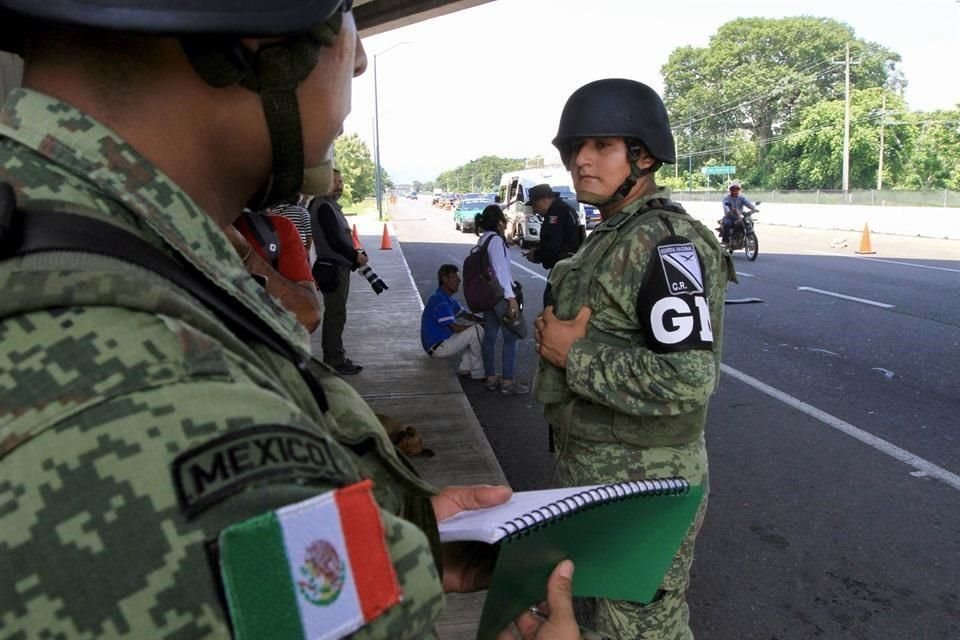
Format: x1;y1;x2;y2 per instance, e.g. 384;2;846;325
334;133;375;203
435;155;525;193
662;17;904;187
899;109;960;190
767;88;914;189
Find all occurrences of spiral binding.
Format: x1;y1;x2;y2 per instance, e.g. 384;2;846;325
496;477;690;541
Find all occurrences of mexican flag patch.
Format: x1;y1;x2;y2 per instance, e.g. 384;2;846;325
218;480;401;639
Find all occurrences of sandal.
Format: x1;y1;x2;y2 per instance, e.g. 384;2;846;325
485;377;500;391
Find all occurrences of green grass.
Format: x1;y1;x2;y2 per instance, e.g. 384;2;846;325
342;198;377;216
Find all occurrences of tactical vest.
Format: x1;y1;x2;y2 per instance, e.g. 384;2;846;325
535;196;733;448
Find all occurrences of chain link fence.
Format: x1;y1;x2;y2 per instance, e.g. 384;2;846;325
673;189;960;208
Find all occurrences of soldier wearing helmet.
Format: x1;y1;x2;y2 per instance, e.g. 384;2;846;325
720;181;758;247
534;78;736;640
0;2;580;638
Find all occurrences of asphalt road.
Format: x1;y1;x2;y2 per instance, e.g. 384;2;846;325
390;195;960;640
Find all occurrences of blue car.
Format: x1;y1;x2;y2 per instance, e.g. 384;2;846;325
454;199;489;233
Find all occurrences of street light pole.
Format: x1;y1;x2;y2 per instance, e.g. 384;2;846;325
372;42;410;222
373;55;382;221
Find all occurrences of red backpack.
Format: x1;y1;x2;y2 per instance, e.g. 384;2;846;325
462;234;504;312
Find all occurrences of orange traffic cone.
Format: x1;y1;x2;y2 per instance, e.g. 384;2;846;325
351;224;362;250
380;224;392;250
855;222;876;255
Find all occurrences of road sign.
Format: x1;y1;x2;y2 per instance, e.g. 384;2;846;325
702;165;736;175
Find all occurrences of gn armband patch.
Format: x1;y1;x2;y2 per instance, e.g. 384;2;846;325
637;236;714;353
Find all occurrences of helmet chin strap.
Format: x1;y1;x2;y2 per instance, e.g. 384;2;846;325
577;161;653;209
182;15;340;209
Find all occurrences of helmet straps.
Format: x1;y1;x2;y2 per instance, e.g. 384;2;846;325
181;32;326;209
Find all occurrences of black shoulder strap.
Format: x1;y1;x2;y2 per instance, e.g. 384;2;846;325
243;210;279;268
479;232;495;266
0;186;328;411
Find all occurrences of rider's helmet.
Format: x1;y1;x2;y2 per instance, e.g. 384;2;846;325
0;0;354;207
552;78;675;206
728;181;742;192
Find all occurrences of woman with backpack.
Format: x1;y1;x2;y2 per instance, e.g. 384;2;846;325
474;205;529;395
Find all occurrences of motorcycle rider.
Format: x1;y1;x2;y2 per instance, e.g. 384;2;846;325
720;181;758;247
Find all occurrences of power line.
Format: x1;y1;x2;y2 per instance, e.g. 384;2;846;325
671;56;841;128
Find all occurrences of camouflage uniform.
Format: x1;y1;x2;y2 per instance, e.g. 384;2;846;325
535;187;734;640
0;89;444;638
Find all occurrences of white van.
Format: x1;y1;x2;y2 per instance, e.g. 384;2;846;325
497;167;596;248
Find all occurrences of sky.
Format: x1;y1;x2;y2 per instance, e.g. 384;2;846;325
343;0;960;185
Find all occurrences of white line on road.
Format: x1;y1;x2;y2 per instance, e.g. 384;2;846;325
721;364;960;491
797;286;896;309
737;271;755;277
512;261;548;281
805;250;960;274
507;255;953;488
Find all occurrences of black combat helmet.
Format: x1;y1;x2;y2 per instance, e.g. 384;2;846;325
0;0;350;49
552;78;676;169
0;0;355;208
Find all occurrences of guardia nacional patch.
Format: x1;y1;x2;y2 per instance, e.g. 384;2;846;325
637;236;714;353
218;480;401;640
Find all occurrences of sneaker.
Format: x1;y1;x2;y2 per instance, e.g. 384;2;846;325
500;381;529;395
485;377;500;391
333;361;363;375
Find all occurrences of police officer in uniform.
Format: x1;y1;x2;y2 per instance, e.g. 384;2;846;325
0;2;579;637
534;79;735;640
523;183;584;271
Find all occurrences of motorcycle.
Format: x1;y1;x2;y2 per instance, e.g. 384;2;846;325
717;201;760;261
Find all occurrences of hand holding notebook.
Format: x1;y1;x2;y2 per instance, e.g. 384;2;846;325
437;477;703;640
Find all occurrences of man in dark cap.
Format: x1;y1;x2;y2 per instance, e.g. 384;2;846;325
523;183;585;272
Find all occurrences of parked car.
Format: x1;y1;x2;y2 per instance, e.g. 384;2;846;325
454;198;489;233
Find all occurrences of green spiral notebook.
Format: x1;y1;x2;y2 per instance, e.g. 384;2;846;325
438;477;703;640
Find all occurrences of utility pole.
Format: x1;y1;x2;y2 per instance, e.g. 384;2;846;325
674;132;679;179
687;114;693;192
723;122;727;165
877;93;886;191
841;43;851;202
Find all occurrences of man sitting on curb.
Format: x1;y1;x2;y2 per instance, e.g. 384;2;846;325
421;264;485;379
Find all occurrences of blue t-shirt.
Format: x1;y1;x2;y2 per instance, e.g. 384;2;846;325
421;287;464;351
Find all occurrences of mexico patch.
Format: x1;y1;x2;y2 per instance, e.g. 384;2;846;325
218;480;401;640
657;242;704;295
172;425;349;519
638;236;714;353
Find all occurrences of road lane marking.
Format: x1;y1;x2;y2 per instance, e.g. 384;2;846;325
805;250;960;274
721;364;960;491
737;271;755;277
797;286;895;309
511;261;548;281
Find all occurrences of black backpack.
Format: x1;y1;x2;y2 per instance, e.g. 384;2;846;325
462;235;503;312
